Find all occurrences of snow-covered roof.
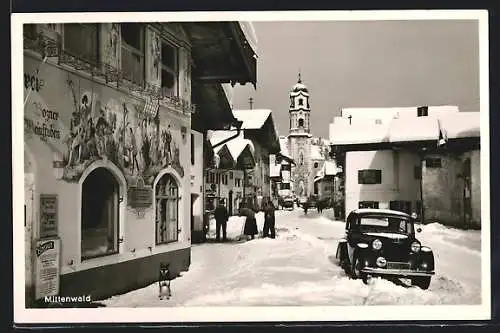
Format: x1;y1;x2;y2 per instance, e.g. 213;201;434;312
352;208;410;217
330;108;480;146
388;116;440;143
209;130;255;162
232;109;272;130
341;105;460;121
310;144;324;160
439;112;480;139
329;120;390;145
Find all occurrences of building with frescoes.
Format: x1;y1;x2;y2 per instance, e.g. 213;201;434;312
23;22;257;305
329;105;481;228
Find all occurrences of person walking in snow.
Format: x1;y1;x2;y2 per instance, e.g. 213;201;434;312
239;203;258;240
263;198;276;239
214;199;229;242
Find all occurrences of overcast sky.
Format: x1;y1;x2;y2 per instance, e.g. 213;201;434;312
231;20;480;139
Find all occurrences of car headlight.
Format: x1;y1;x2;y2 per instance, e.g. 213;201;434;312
410;241;421;253
376;257;387;267
372;239;382;250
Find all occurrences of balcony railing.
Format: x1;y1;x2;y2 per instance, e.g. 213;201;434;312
23;31;196;116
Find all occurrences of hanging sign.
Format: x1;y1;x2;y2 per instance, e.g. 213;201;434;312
34;237;60;300
39;194;58;238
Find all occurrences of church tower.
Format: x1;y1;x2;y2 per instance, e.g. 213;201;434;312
288;72;312;198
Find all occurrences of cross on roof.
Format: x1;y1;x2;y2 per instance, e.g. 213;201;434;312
249;97;253;109
348;114;352;125
298;69;302;83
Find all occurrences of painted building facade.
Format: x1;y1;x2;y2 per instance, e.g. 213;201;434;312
23;21;258;305
329;105;481;228
24;23;193;305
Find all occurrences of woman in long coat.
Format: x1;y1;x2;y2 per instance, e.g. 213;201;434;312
239;203;258;240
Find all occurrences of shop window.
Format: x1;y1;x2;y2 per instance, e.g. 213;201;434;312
425;157;442;168
190;133;195;165
81;168;119;260
64;23;99;64
389;200;412;215
359;201;379;209
414;166;422;179
121;23;145;86
358;169;382;184
155;174;179;244
161;41;178;97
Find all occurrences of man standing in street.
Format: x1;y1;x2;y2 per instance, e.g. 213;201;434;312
214;199;229;242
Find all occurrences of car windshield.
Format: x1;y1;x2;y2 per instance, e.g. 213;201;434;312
356;215;413;234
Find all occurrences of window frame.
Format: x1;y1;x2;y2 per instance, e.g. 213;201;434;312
417;106;429;117
425;157;442;168
155;174;179;245
160;39;179;97
62;23;100;65
358;169;382;185
120;23;145;87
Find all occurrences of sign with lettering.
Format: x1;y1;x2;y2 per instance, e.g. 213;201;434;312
34;238;60;300
39;194;58;238
128;186;153;208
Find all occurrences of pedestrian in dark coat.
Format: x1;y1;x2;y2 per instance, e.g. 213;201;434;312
214;199;229;242
239;203;258;240
263;199;276;239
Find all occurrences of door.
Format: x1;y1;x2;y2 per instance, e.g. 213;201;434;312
228;190;233;215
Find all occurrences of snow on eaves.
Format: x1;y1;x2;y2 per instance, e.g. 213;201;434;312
439;112;480;139
209;130;255;162
232;109;272;130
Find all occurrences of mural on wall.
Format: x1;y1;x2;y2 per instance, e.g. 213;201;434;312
61;76;185;185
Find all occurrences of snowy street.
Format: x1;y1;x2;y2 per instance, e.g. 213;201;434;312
102;208;482;307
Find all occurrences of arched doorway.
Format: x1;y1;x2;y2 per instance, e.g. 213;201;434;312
81;168;120;260
155;174;179;244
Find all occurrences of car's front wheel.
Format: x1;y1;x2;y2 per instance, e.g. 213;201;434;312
412;276;431;290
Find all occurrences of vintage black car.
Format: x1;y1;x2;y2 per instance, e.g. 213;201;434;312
336;208;435;289
278;196;294;210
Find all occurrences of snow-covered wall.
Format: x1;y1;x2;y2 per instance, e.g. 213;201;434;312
344;150;421;216
190;130;204;238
